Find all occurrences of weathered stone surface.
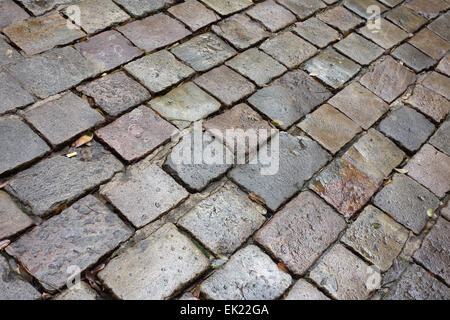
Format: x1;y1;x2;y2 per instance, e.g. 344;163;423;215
405;0;449;19
248;70;331;129
171;33;236;72
113;0;176;17
201;245;292;300
17;0;81;16
226;48;287;86
247;0;296;32
99;223;209;299
284;279;330;300
342;205;409;271
3;12;84;56
429;13;450;42
0;116;49;176
298;104;361;154
437;54;450;76
359;18;408;50
6;141;123;216
442;202;450;221
342;129;405;184
0;0;29;29
0;36;21;67
373;174;440;234
168;0;219;31
194;65;255;106
75;30;142;73
328;82;388;130
309;159;379;218
334;33;384;66
7;46;99;99
378;106;435;152
405;144;450;198
386;5;427;33
125;50;194;94
309;244;375;300
179;182;266;255
255;191;345;275
378;0;403;7
77;71;150;116
344;0;387;18
260;32;318;69
0;255;40;300
25;92;104;146
178;292;199;300
392;43;436;73
55;282;99;300
102;165;188;228
277;0;326;19
200;0;252;15
212;14;269;50
293;18;340;49
360;56;416;103
409;28;450;60
149;82;221;129
6;195;133;289
304;48;361;89
419;71;450;100
229;132;331;211
429;119;450;156
119;13;191;52
165;132;233;191
0;191;33;239
317;6;364;33
97;106;176;162
0;71;34;115
384;263;450;300
406;85;450;122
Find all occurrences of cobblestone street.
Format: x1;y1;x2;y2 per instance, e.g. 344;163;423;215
0;0;449;300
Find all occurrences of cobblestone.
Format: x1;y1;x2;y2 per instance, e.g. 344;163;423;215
437;54;450;76
405;0;449;19
168;0;219;32
0;0;29;29
405;85;450;122
0;190;33;240
0;255;40;300
344;0;387;19
277;0;326;19
0;71;34;115
247;0;296;32
386;5;427;33
391;43;436;72
419;71;450;100
55;282;99;300
200;0;253;16
284;279;329;300
113;0;176;17
317;6;364;33
409;28;450;60
429;119;450;155
0;36;21;67
334;33;384;66
292;18;340;49
427;12;450;42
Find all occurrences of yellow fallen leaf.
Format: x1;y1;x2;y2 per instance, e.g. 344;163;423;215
72;133;93;148
66;152;78;158
271;119;284;127
0;181;8;189
249;193;266;206
427;209;434;218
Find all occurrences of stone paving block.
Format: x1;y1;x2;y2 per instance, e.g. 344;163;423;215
119;13;191;52
113;0;176;17
24;92;104;147
392;43;436;72
168;0;219;31
0;36;21;67
0;116;49;176
178;182;266;255
229;132;331;211
342;129;405;184
200;0;253;16
0;0;29;29
6;195;133;289
260;32;318;69
55;282;99;300
429;119;450;156
194;65;255;106
293;18;341;49
360;56;416;103
428;13;450;42
309;159;379;218
419;71;450;100
383;263;450;300
97;106;177;162
0;71;34;115
102;165;188;228
0;255;40;300
255;191;346;275
405;0;449;19
373;174;440;234
17;0;81;16
317;6;364;33
125;50;194;94
248;70;331;129
7;46;99;99
212;14;269;50
442;202;450;221
342;205;409;271
171;33;236;72
437;54;450;76
164;132;233;191
309;244;374;300
378;0;402;6
75;30;142;73
334;32;384;66
378;106;435;152
359;18;409;50
409;28;450;61
200;245;292;300
149;82;221;129
277;0;326;19
405;144;450;198
3;12;84;56
6;141;123;216
284;279;330;300
246;0;296;32
226;48;287;86
343;0;387;19
304;48;361;89
413;218;449;285
99;223;209;299
386;5;427;33
0;191;33;240
298;104;361;154
77;71;150;116
328;82;388;130
406;85;450;122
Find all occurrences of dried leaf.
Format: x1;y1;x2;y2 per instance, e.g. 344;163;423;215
248;193;266;206
271;119;284;127
383;179;393;186
0;239;11;251
72;133;93;148
277;263;289;273
394;168;408;174
66;152;78;158
0;181;8;189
